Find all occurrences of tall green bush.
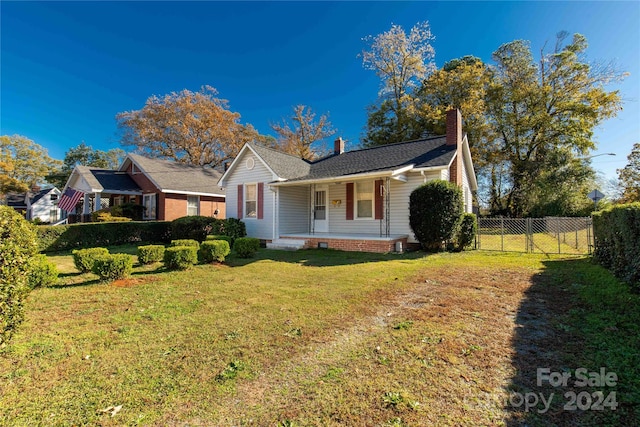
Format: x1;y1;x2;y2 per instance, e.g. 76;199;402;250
409;180;463;251
219;218;247;242
170;239;200;248
199;240;231;263
593;203;640;290
455;213;477;251
72;247;110;273
0;206;39;345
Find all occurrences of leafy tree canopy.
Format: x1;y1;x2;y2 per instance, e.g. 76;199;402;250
0;135;61;195
270;105;336;160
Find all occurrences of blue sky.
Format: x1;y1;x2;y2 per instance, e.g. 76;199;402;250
2;1;638;182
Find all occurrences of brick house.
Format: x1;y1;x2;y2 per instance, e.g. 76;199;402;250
62;153;225;221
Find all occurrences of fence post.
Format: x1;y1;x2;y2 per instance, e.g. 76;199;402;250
501;217;504;252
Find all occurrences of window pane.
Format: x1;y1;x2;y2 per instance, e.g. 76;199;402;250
246;184;256;201
357;181;373;199
356;181;373;218
246;201;257;218
357;200;372;218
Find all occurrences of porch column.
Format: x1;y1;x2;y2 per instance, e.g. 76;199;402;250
83;193;91;215
94;192;101;212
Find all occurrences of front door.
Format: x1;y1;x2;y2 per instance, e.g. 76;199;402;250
313;186;328;232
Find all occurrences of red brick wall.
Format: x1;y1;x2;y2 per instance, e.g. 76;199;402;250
200;196;226;219
289;237;408;253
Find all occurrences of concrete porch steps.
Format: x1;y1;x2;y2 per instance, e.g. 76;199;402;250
266;238;307;251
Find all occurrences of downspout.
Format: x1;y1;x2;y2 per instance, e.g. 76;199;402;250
272;186;278;242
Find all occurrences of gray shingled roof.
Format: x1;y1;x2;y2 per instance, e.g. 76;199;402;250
127;153;224;194
82;168;142;192
278;136;455;182
5;193;27;208
248;142;311;179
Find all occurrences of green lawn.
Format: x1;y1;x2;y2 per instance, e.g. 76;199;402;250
0;248;637;426
477;230;592;254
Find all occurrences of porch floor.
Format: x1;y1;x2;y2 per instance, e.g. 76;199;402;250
280;232;408;241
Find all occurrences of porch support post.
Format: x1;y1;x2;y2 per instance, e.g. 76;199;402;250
310;184;315;234
385;177;391;237
94;192;101;212
83;193;91;215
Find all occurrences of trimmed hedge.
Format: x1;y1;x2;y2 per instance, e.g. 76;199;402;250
0;206;39;345
137;245;165;265
218;218;247;242
455;213;477;251
593;203;640;290
91;254;134;281
171;216;223;242
72;247;110;273
233;237;260;258
170;239;200;248
206;234;233;245
164;246;198;270
409;180;463;251
37;221;171;252
28;254;59;289
199;240;231;263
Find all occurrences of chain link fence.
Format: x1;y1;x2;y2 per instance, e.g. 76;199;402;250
477;217;593;255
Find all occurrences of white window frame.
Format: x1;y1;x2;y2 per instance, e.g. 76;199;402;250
187;195;200;216
113;196;124;206
244;183;257;219
143;193;156;220
355;180;374;219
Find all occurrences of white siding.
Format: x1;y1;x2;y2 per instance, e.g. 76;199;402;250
388;171;441;243
461;156;472;213
279;186;310;234
326;182;383;234
224;151;278;240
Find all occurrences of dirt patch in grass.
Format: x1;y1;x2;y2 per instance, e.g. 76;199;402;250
110;276;161;288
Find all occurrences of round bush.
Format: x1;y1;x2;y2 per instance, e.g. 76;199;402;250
199;240;231;263
206;234;233;245
219;218;247;242
0;206;39;345
455;213;477;251
164;246;198;270
138;244;165;264
170;216;223;242
233;237;260;258
91;254;133;281
409;180;463;251
170;239;200;248
72;247;110;273
28;254;59;289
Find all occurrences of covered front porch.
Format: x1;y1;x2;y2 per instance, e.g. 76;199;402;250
268;232;409;253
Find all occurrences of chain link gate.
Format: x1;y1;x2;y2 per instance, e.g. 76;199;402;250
477;217;593;255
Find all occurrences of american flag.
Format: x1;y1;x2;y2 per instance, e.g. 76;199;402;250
58;187;84;212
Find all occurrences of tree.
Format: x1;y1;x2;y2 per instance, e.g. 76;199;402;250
116;86;261;167
618;143;640;203
47;142;126;189
485;33;624;216
0;135;62;195
361;22;435;146
270;105;337;160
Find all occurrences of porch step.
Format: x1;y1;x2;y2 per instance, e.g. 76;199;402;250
267;239;307;251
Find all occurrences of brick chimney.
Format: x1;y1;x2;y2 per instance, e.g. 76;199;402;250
446;109;463;186
334;137;345;155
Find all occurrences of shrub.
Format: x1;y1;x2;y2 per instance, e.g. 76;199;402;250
454;213;477;251
164;246;198;270
28;254;59;289
91;254;133;281
170;239;200;248
137;245;165;264
206;234;233;244
0;206;39;345
37;221;171;252
409;180;463;251
170;216;223;242
72;247;110;273
93;211;132;222
233;237;260;258
220;218;247;242
593;203;640;290
199;240;231;263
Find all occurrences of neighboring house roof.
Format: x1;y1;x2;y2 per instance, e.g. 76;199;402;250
75;166;142;193
123;153;225;196
5;193;27;208
29;187;57;205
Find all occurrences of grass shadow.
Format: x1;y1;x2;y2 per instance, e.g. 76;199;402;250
505;257;639;426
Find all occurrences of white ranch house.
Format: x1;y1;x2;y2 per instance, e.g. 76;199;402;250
219;109;478;252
